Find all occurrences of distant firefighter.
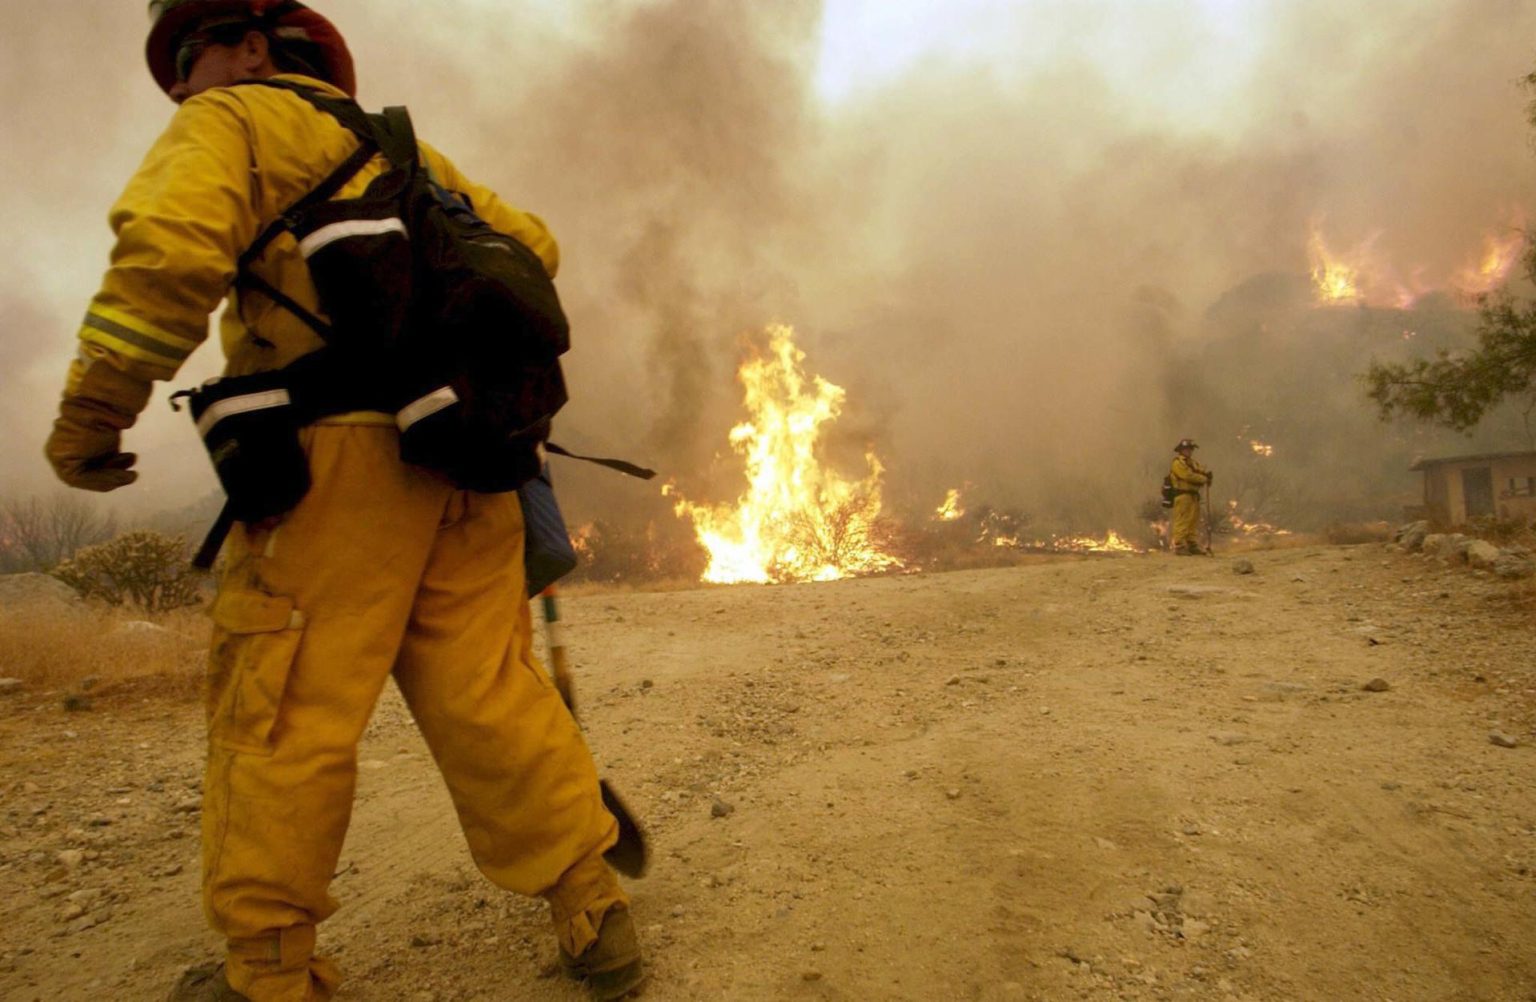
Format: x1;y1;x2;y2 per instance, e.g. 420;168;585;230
1168;438;1212;555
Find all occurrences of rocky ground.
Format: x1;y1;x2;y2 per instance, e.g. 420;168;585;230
1;541;1533;1001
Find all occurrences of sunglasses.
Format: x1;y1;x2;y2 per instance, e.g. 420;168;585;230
173;22;257;82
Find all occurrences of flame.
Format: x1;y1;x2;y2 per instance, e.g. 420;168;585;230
934;488;965;521
1308;223;1363;305
1044;530;1142;553
992;530;1143;554
1307;213;1527;309
1453;223;1526;300
1249;439;1274;457
569;521;597;560
1225;500;1292;536
667;324;901;584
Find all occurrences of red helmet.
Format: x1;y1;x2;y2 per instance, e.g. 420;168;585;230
146;0;355;97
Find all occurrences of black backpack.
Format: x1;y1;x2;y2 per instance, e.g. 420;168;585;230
232;79;567;493
181;81;656;571
1160;474;1176;508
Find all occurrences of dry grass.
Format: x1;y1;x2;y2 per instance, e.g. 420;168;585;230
0;602;207;698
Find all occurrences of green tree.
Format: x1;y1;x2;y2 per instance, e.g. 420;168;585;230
1364;71;1536;432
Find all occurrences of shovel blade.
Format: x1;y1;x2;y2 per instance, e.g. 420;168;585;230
600;780;649;878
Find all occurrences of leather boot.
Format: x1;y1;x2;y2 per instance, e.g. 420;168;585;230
166;963;250;1002
559;906;645;1000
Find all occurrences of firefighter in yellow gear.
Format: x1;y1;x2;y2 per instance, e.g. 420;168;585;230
43;3;640;1000
1169;438;1212;555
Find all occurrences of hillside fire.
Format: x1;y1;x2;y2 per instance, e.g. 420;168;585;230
1307;215;1526;308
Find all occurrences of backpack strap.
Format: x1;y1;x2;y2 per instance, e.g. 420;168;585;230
545;442;657;480
229;79;403;341
373;106;420;172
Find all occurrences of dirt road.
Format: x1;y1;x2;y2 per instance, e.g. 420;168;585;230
2;543;1534;1001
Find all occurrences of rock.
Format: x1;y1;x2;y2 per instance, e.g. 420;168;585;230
1395;521;1430;552
0;573;84;611
56;849;85;869
801;971;823;982
1231;559;1255;575
945;788;962;800
1166;584;1254;599
1423;533;1470;562
1361;678;1391;692
1489;732;1520;749
1209;732;1251;746
117;620;170;636
709;797;735;818
0;678;22;696
1465;540;1501;570
945;674;961;686
62;694;93;712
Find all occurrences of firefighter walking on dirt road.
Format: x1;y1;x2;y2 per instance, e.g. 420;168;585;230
1169;438;1213;555
42;2;642;999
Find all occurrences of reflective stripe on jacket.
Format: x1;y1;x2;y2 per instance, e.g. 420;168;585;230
76;73;558;386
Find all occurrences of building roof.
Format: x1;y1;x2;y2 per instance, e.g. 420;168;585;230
1409;450;1536;472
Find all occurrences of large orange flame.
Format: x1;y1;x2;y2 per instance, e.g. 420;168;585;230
666;324;901;584
1307;213;1525;308
1307;222;1365;305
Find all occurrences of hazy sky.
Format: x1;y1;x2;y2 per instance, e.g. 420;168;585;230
2;0;1534;530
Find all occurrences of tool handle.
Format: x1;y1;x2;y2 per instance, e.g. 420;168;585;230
539;587;577;715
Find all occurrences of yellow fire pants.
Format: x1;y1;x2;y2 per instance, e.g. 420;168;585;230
201;424;626;1001
1171;492;1203;551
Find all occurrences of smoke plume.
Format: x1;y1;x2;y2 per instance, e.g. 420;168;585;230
2;0;1533;541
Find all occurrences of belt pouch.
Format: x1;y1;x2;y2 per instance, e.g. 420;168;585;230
185;371;311;524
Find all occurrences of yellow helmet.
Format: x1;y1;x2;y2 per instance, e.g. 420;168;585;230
145;0;355;96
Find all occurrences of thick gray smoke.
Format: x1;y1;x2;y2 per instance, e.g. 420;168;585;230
2;0;1534;541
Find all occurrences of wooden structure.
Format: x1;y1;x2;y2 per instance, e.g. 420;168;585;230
1410;450;1536;525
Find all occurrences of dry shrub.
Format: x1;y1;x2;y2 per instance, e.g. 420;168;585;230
53;530;203;613
1464;514;1534;545
0;603;207;697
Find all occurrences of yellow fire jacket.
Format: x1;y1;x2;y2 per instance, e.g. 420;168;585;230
70;73;558;399
1170;455;1210;492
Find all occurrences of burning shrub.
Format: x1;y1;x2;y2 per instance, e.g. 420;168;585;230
567;518;706;587
52;531;203;613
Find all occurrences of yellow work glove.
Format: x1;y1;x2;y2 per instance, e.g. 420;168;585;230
45;356;153;492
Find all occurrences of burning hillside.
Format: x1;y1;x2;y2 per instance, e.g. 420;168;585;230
1307;215;1526;308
